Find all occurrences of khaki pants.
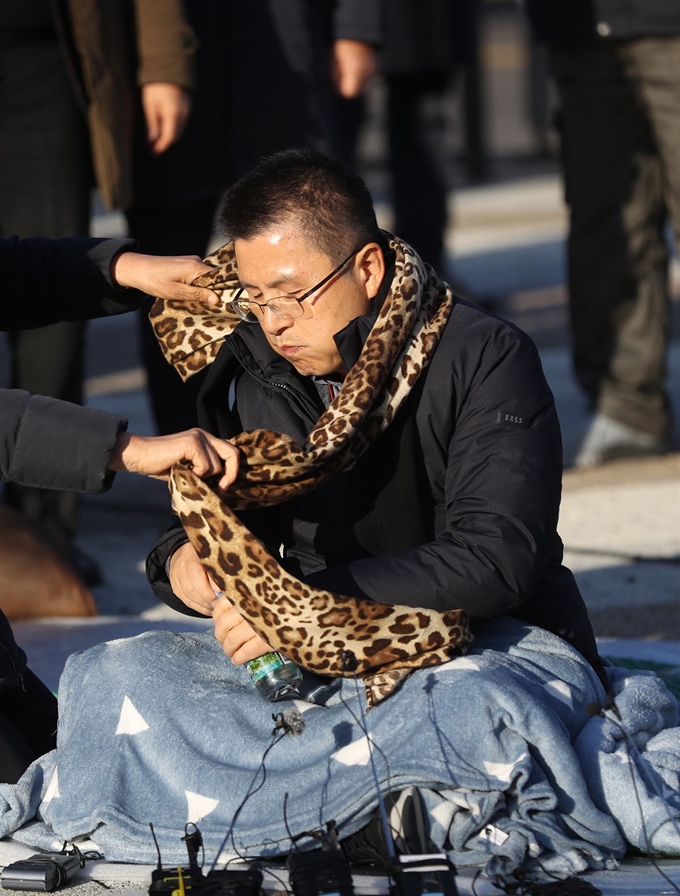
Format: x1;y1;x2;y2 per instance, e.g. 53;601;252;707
550;37;680;440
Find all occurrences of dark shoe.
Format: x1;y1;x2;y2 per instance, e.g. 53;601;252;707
340;787;430;870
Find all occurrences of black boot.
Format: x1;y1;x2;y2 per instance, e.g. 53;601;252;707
340;787;430;870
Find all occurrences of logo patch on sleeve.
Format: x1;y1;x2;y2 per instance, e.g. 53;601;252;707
496;409;531;429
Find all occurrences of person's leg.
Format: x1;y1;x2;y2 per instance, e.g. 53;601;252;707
126;197;217;434
0;668;58;784
0;38;91;241
0;36;93;550
329;94;367;171
386;71;452;275
550;41;671;446
628;36;680;302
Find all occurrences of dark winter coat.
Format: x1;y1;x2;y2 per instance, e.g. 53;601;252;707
0;235;141;330
0;235;136;491
148;260;604;683
525;0;680;43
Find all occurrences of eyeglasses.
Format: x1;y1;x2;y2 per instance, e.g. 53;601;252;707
229;247;361;323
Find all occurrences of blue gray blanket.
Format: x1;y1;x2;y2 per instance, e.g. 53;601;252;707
1;617;679;879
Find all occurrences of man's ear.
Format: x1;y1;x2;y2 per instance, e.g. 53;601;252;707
356;242;385;300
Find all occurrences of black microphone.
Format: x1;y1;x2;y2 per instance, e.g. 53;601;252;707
272;706;306;737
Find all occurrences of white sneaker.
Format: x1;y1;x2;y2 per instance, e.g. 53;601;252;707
574;414;669;468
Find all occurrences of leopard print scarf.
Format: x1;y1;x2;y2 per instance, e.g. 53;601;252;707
151;235;473;707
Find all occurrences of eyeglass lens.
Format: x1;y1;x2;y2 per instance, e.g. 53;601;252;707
231;247;361;322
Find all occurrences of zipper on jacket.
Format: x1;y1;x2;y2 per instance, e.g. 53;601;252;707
270;379;325;426
228;333;325;424
0;641;26;692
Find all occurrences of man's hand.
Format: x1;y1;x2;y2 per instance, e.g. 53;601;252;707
109;429;240;492
112;252;220;305
213;594;272;663
331;40;377;98
167;541;220;616
141;82;191;155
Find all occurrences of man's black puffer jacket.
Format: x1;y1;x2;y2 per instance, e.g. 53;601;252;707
148;277;605;684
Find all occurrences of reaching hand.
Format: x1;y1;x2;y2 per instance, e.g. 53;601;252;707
112;252;220;306
331;39;377;98
108;429;240;492
141;82;191;155
213;594;272;663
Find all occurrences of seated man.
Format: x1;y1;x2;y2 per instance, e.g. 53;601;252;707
2;149;678;881
148;147;604;688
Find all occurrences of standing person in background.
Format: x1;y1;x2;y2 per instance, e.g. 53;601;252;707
127;0;382;439
0;0;197;584
525;0;679;466
335;0;478;280
376;0;477;278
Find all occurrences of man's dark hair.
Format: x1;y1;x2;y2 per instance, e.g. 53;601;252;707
219;148;381;261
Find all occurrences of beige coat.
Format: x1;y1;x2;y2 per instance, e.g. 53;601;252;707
67;0;197;210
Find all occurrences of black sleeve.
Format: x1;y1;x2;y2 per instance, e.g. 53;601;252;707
0;236;142;331
146;524;205;617
0;391;128;492
332;0;383;44
306;331;565;618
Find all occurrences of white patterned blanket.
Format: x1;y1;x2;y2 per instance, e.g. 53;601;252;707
0;617;679;881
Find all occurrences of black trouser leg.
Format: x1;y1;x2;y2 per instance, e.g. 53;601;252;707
387;71;453;275
126;197;217;434
329;94;367;170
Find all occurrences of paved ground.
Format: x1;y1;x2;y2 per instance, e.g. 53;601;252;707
2;169;680;893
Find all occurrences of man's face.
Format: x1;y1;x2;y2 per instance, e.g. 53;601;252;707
234;224;383;378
